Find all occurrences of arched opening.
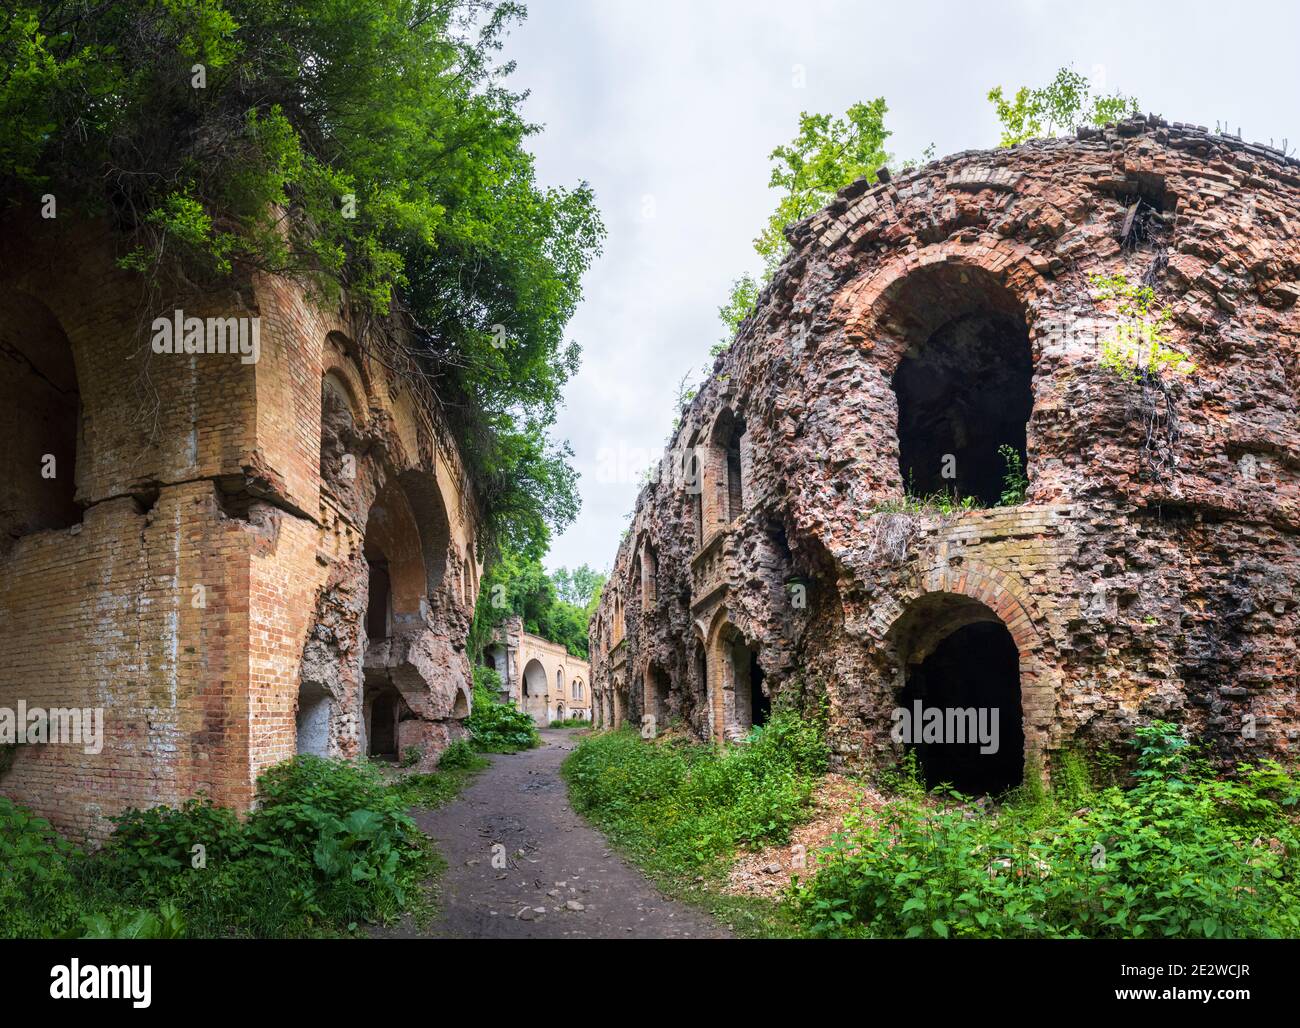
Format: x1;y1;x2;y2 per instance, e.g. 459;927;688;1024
640;541;658;606
891;593;1025;795
645;664;670;729
320;370;362;496
709;409;747;526
0;293;82;542
522;659;549;726
295;682;332;756
556;702;565;721
364;540;391;642
572;677;583;701
722;628;767;737
887;266;1032;507
367;687;400;759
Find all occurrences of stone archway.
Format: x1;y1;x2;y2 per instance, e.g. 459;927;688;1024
522;658;549;726
887;591;1026;794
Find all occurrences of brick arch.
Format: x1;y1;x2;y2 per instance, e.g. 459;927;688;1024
873;559;1056;757
869;559;1046;652
833;236;1049;373
322;331;373;405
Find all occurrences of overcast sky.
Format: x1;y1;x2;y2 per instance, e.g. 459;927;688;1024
499;0;1300;575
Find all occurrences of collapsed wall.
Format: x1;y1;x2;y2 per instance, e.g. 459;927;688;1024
0;213;483;840
590;115;1300;788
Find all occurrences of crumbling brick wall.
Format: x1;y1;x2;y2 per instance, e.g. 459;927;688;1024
0;214;483;840
590;116;1300;781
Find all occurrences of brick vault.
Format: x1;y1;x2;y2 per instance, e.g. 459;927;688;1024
0;214;483;840
590;115;1300;788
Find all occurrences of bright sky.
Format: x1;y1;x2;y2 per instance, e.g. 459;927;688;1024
500;0;1300;575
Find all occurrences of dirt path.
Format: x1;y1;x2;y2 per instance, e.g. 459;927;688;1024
399;728;729;939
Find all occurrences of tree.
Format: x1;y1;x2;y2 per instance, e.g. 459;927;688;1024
988;66;1140;148
714;99;895;353
0;0;604;560
552;565;606;609
468;549;600;660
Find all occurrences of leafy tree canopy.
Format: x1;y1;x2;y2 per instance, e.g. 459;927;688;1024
988;65;1140;148
0;0;604;558
467;547;604;661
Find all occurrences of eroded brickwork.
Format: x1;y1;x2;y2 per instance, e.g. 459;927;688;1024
0;215;483;839
591;116;1300;781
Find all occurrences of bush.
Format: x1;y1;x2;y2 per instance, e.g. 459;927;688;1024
3;754;445;938
795;722;1300;939
467;667;540;753
563;709;828;875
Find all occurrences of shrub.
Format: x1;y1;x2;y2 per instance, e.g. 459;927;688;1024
794;722;1300;939
5;754;447;938
563;709;828;875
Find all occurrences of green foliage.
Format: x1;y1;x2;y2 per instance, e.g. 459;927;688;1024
1092;273;1197;383
389;743;489;807
715;274;760;356
997;445;1028;506
988;66;1140;147
0;0;604;560
549;718;589;728
466;665;540;753
756;100;894;277
468;546;603;661
872;489;977;517
0;755;454;938
563;710;828;877
794;723;1300;939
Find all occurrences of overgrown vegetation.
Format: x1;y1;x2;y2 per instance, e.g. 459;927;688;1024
988;65;1140;147
794;722;1300;939
0;0;604;559
1093;273;1196;383
563;708;828;879
465;666;539;753
0;753;487;939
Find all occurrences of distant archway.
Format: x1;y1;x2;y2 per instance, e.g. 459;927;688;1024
522;659;549;726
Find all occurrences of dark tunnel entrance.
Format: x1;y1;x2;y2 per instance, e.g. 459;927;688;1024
884;262;1034;508
898;620;1024;795
893;310;1032;507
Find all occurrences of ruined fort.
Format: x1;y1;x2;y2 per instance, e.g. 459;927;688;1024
0;214;482;840
483;616;591;725
590;115;1300;791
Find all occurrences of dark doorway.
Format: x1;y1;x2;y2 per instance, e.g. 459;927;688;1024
749;651;770;728
899;621;1023;794
369;691;398;758
366;559;391;641
893;310;1032;506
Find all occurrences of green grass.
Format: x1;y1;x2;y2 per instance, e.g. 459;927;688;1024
549;718;590;728
561;708;828;937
